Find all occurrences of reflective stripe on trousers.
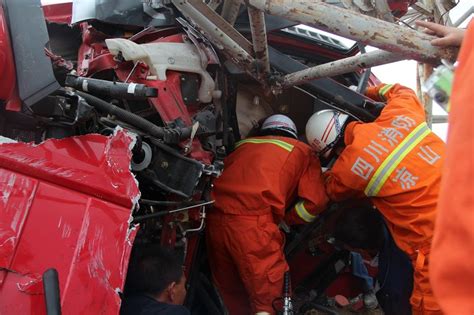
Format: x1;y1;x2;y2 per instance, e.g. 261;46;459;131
365;122;431;196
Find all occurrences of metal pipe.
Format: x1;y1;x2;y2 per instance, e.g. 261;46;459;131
432;115;448;124
454;6;473;27
247;7;271;79
207;0;222;10
434;0;453;26
76;91;193;143
132;200;214;223
221;0;242;26
356;43;371;93
182;207;207;235
247;0;458;63
139;199;193;206
411;3;432;16
281;49;404;88
282;271;293;314
171;0;255;68
374;0;394;22
416;63;434;127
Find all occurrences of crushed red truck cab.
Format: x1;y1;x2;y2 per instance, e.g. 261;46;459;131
0;0;436;313
0;131;139;314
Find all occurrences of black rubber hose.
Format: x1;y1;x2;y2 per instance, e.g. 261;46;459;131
66;75;158;100
42;268;61;315
76;91;192;142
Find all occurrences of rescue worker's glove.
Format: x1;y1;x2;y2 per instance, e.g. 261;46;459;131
362;101;385;117
349;85;385;117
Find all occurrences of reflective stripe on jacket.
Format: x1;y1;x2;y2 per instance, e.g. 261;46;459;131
325;83;445;313
326;83;445;254
364;122;431;197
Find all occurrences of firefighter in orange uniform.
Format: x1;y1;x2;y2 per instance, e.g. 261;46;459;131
306;84;445;315
416;19;474;315
206;115;328;315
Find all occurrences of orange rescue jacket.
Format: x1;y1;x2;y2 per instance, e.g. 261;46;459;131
211;136;328;224
430;20;474;315
325;84;445;256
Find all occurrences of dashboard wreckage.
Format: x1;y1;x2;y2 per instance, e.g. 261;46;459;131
0;0;458;314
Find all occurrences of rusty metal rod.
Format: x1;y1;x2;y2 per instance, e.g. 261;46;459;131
434;0;452;26
247;0;458;63
187;0;253;54
248;7;271;78
221;0;242;26
171;0;255;67
281;49;404;88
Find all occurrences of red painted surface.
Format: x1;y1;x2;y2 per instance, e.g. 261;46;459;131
0;130;140;314
289;242;378;299
0;130;140;208
0;5;21;111
76;27;213;164
0;3;386;312
389;0;416;17
42;2;73;25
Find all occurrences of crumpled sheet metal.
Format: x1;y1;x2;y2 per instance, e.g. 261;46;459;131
0;130;140;314
71;0;175;28
0;129;139;208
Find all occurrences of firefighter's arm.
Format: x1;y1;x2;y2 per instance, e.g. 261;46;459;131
324;171;365;202
285;156;329;225
365;83;424;113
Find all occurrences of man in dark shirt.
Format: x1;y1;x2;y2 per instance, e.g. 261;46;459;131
120;247;190;315
334;203;413;315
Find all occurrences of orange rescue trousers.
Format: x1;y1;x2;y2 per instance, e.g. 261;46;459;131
410;251;442;315
206;213;287;315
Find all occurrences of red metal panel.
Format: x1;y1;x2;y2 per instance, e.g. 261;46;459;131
0;131;140;208
0;172;38;285
75;29;213;164
0;131;139;314
42;2;73;25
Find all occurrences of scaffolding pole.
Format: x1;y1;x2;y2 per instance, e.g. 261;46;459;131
221;0;242;26
247;0;458;63
454;6;473;27
417;63;434;126
172;0;255;69
247;7;271;79
281;50;404;88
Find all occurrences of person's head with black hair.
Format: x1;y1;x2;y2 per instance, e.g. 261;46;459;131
334;203;385;252
125;246;187;305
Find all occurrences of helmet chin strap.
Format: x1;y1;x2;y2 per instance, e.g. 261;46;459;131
318;112;345;157
318;136;339;157
272;126;298;139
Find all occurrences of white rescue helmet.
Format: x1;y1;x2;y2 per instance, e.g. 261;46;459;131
261;114;298;139
306;109;348;157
